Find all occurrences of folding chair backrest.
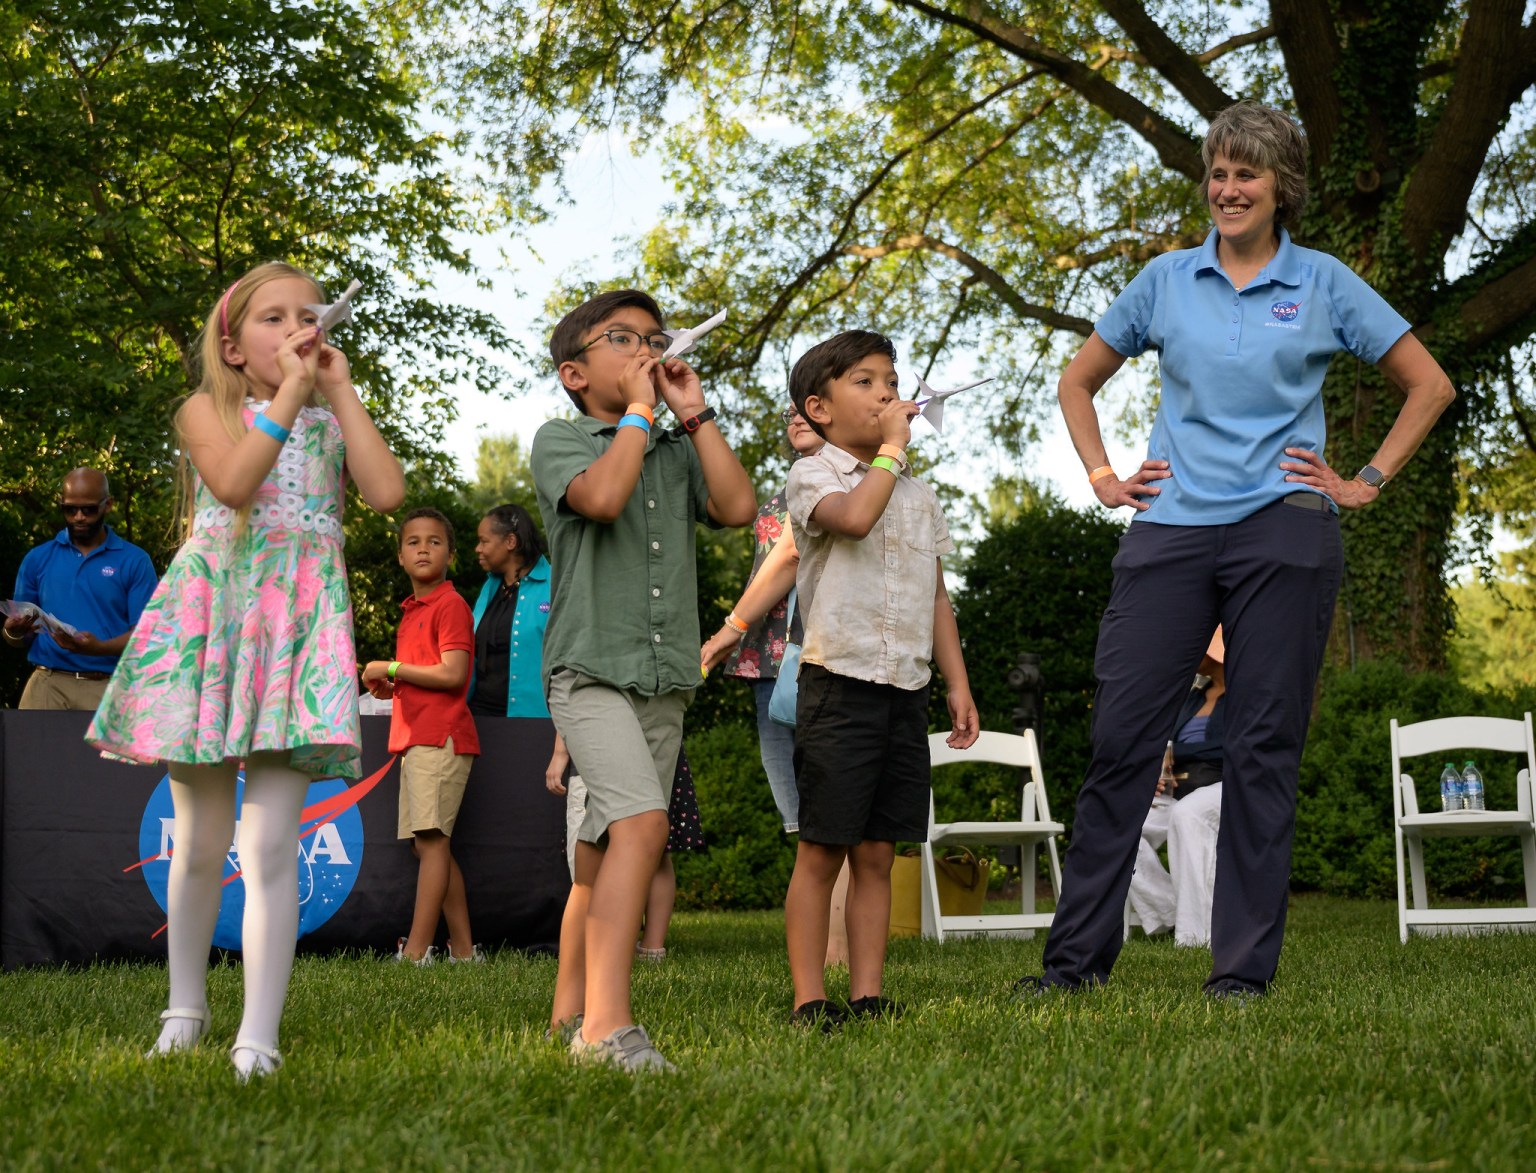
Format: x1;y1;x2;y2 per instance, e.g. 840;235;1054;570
928;729;1044;819
1391;714;1536;817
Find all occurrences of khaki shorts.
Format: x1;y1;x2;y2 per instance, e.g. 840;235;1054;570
546;668;688;847
397;736;474;838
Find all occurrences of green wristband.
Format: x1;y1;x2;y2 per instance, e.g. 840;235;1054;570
870;455;900;475
387;660;401;681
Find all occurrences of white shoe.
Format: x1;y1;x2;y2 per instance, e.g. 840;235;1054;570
394;937;437;965
445;941;486;963
147;1007;209;1057
230;1039;283;1082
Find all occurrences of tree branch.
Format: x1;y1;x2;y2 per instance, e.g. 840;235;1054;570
844;234;1095;336
889;0;1204;181
1096;0;1235;118
1194;25;1275;65
1457;250;1536;352
1402;0;1529;259
735;68;1037;366
1052;229;1207;270
1269;0;1343;174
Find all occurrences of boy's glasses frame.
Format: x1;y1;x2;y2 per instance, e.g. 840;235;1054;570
570;329;671;359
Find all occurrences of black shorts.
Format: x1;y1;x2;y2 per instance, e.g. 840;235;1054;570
793;663;931;845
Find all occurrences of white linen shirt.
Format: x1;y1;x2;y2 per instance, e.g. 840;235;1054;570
786;442;954;691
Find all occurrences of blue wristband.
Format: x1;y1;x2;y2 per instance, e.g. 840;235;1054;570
617;413;652;433
252;413;291;444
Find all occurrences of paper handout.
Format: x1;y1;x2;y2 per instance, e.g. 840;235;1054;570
305;279;363;333
913;375;994;433
661;309;727;361
0;599;81;641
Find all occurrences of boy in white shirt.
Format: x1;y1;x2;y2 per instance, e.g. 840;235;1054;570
783;330;979;1027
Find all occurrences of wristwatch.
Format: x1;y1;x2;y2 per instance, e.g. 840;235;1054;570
680;407;717;433
1355;464;1387;489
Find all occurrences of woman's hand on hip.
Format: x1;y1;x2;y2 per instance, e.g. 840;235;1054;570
1093;460;1170;511
1281;447;1379;510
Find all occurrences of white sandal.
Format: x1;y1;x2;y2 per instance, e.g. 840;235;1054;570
230;1038;283;1082
147;1007;209;1057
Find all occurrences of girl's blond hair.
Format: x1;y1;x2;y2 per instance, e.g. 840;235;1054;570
173;261;326;536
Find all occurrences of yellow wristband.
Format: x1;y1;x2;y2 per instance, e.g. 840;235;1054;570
387;661;401;682
626;401;654;426
1088;465;1115;484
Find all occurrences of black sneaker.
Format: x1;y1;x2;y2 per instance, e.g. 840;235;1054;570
1012;974;1052;998
1205;982;1266;1004
847;995;904;1020
790;999;847;1032
1012;974;1086;999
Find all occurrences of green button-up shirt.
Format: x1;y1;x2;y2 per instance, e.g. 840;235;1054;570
532;415;715;697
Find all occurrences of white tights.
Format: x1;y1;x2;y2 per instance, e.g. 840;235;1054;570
154;752;310;1061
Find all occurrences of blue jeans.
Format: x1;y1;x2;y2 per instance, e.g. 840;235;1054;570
752;678;799;832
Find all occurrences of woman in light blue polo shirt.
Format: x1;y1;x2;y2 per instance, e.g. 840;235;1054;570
469;504;568;782
1021;101;1456;1001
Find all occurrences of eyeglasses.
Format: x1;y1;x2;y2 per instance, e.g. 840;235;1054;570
60;499;107;517
570;328;671;359
779;408;804;424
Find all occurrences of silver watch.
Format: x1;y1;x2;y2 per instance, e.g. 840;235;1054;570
1355;464;1386;489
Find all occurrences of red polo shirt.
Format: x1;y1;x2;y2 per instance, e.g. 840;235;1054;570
388;580;480;755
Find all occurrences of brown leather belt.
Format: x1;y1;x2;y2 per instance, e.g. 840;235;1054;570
39;666;111;681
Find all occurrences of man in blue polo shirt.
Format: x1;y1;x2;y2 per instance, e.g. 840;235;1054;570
3;468;157;710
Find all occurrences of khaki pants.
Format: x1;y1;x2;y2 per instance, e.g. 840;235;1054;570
18;667;110;711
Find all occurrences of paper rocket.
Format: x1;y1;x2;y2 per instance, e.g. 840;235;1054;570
661;308;727;361
305;279;363;333
913;375;994;433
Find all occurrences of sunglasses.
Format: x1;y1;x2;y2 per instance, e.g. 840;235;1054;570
60;499;107;517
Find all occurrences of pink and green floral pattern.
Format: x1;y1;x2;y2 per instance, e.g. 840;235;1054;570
88;402;362;779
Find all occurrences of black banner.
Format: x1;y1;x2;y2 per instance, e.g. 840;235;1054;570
0;710;569;969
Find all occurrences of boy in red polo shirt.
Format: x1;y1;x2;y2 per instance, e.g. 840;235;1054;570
362;507;482;963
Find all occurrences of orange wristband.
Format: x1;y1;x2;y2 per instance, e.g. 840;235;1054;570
626;402;655;426
1088;465;1115;485
877;443;907;463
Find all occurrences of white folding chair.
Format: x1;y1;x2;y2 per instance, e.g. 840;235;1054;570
1391;713;1536;943
923;729;1064;940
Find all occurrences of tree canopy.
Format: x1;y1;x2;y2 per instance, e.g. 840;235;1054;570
0;0;513;696
439;0;1536;669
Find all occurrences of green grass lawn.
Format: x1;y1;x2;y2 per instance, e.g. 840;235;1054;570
3;895;1533;1171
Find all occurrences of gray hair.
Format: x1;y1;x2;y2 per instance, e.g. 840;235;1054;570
1202;102;1309;227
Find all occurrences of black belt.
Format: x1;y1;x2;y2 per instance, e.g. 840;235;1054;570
1282;491;1333;512
38;666;111;681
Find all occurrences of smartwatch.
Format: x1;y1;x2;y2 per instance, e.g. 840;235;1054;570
680;407;717;433
1355;464;1387;489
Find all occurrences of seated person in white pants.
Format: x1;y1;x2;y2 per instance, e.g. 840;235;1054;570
1129;628;1226;947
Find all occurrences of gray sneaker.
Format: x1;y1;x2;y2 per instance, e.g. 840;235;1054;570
545;1013;583;1045
569;1023;676;1073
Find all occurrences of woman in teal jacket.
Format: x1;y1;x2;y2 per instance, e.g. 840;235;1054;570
470;504;567;784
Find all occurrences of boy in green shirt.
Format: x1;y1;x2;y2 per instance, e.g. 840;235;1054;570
532;289;756;1072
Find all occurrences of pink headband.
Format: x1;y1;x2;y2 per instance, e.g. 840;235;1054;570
217;280;239;338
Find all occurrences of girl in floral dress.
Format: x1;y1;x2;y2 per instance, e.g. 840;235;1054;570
88;262;404;1080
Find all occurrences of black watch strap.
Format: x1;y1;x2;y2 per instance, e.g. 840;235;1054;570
681;406;717;433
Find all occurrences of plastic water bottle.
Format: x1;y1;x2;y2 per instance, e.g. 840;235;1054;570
1462;761;1486;811
1440;763;1464;812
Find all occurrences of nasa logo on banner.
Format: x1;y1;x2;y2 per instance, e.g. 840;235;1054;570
135;773;364;948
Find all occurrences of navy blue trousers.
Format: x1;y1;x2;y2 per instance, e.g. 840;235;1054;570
1040;498;1343;993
